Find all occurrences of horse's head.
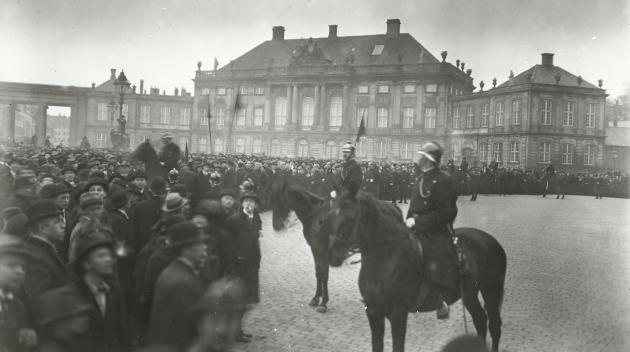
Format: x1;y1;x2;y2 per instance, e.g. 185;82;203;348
328;190;361;267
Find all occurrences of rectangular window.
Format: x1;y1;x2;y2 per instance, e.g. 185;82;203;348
201;88;210;95
254;87;265;95
236;108;246;127
372;44;385;55
97;103;108;121
160;107;171;124
199;109;208;125
214;138;224;153
509;142;520;163
199;137;208;153
452;107;461;129
466;105;474;128
235;137;245;153
121;104;129;119
252;139;262;154
511;100;521;125
216;107;225;126
356;108;368;128
479;143;489;162
377;108;389;128
179;137;188;149
451;142;460;161
377;140;388;158
254;107;263;127
541;99;553;125
217;87;227;96
377;85;390;94
402;108;414;129
481;104;489;127
180;108;190;126
403;84;416;93
238;86;248;95
401;142;413;159
539;142;551;163
424;107;436;128
140;105;150;123
96;132;106;148
561;143;573;164
425;84;438;93
357;85;369;94
493;143;503;162
586;103;596;128
495;102;504;126
584;144;595;165
563;101;575;126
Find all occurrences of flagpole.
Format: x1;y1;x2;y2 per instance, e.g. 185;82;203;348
207;95;213;155
227;87;239;154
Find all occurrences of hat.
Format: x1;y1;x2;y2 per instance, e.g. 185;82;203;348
341;142;355;153
39;183;69;199
74;230;114;262
108;172;124;184
61;165;76;173
108;190;127;210
13;176;35;190
192;277;247;315
149;177;167;195
193;199;224;218
240;192;260;204
84;177;108;193
166;221;207;248
418;141;443;165
34;286;91;327
2;207;24;223
125;184;143;196
0;235;33;259
162;192;189;213
80;192;104;209
162;214;186;231
25;200;62;226
131;170;147;180
161;132;174;141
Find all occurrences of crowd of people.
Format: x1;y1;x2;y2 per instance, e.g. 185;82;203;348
0;136;627;352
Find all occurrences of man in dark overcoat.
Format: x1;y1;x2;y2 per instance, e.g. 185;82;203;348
130;177;166;253
333;142;363;199
405;142;458;320
158;132;181;173
147;221;208;351
223;192;262;343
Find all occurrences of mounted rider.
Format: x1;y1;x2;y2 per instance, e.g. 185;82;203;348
405;141;458;319
331;142;363;199
159;132;181;174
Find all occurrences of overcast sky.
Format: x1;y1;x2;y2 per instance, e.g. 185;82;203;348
1;0;629;102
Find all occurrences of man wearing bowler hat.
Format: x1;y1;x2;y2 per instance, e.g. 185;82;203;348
148;221;208;351
22;200;68;305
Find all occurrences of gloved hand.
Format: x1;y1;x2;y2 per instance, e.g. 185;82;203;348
405;217;415;228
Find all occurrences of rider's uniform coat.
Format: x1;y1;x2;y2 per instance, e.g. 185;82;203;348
337;159;363;197
159;142;180;171
406;167;459;291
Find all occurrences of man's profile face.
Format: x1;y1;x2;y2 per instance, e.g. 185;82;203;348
342;151;352;161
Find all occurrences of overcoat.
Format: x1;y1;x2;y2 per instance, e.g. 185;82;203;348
224;210;262;304
22;235;68;305
406;168;459;291
130;195;163;253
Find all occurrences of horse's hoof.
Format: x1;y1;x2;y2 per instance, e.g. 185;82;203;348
316;305;327;313
308;297;320;307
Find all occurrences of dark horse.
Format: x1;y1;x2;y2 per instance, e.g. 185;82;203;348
271;179;333;313
329;191;506;352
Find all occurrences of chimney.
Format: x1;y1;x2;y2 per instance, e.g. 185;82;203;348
541;53;554;67
91;83;95;89
328;25;338;38
272;26;285;41
174;87;179;96
139;80;144;95
110;68;116;79
386;19;401;38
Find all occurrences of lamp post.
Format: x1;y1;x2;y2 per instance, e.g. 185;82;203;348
112;70;130;150
612;150;618;176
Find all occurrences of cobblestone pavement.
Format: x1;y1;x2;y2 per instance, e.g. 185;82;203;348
233;195;630;352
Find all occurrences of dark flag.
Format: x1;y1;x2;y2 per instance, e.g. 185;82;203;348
207;96;213;153
227;89;241;153
184;141;189;160
356;115;366;142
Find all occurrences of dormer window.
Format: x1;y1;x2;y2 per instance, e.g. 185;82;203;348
372;44;385;56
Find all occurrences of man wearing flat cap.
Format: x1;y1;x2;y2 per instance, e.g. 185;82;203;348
405;141;458;319
22;200;68;305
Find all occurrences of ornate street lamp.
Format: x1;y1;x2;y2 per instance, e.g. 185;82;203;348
112;70;131;150
612;150;618;175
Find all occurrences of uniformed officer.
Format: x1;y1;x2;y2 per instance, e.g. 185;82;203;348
331;142;363;199
405;141;458;319
159;132;181;173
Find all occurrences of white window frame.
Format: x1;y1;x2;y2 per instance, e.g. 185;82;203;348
481;104;489;127
479;142;489;162
493;143;503;162
199;109;208;126
542;99;553;125
140;105;151;123
216;107;225;127
495;102;504;126
563;101;575;126
252;139;262;154
180;107;190;126
239;86;248;95
402;107;414;129
199;137;208;153
453;107;461;129
424;107;436;128
297;140;309;157
160;106;171;124
401;142;413;159
217;87;227;96
274;97;287;127
253;107;264;127
586;103;596;128
377;140;388;158
179;137;188;148
377;108;388;128
561;143;573;164
236;108;247;127
325;141;338;159
425;84;438;93
301;97;314;127
201;88;211;96
511;100;521;125
509;142;520;163
329;97;343;127
254;87;265;96
357;85;369;94
356;107;368;128
539;142;551;163
235;137;246;153
403;84;416;94
584;144;595;165
96;132;106;148
97;103;108;121
377;85;390;94
466;105;474;128
271;139;282;156
214;138;224;153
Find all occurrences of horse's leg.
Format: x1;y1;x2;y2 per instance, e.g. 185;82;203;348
462;278;488;342
481;281;504;352
366;307;385;352
389;309;408;352
316;263;329;313
309;246;321;307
